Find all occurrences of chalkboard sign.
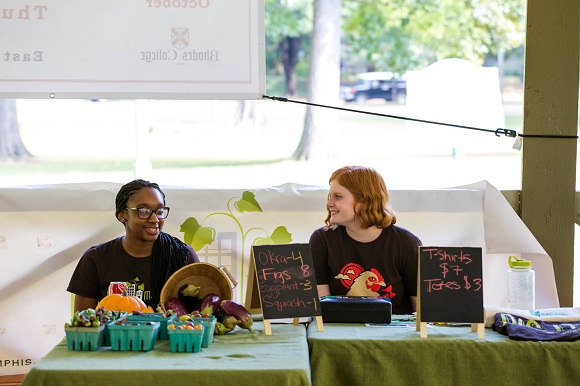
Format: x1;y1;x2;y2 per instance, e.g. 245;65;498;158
251;243;322;320
418;246;484;323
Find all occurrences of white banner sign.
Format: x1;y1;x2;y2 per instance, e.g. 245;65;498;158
0;0;265;99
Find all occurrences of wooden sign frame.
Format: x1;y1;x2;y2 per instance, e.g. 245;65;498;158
244;256;264;315
416;246;485;339
246;244;323;335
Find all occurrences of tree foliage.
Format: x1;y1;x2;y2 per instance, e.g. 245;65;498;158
342;0;526;75
265;0;313;95
265;0;313;42
292;0;526;160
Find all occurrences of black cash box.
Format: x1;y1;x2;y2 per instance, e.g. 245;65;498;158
319;296;392;324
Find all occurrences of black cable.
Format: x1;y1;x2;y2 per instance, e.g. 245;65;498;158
517;133;578;138
261;95;578;140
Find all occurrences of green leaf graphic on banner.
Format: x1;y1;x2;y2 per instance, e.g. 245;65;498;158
180;190;294;296
180;217;216;251
234;191;263;213
253;226;293;245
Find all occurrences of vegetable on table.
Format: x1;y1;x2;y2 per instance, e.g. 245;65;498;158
164;297;189;316
214;322;232;335
219;300;253;332
178;284;202;313
96;289;148;313
219;315;240;331
65;307;117;328
200;293;221;315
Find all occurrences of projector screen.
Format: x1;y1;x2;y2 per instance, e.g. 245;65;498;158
0;0;265;99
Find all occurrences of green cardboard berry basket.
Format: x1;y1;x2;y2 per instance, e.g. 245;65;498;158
101;311;125;346
167;324;204;353
171;315;217;348
65;325;105;351
126;312;172;340
107;321;159;351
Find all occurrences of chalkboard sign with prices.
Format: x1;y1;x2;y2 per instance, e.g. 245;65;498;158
418;246;484;324
251;243;322;321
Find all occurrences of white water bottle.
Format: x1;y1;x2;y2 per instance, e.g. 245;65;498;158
507;255;535;309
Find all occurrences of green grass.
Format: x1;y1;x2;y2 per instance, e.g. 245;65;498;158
0;157;289;177
0;158;133;173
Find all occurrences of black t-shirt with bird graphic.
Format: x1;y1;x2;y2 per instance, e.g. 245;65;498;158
310;225;422;315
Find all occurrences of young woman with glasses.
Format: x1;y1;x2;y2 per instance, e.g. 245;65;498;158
67;179;199;312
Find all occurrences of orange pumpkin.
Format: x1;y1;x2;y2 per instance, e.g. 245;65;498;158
96;290;148;313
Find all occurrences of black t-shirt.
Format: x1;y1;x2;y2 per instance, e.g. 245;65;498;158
67;236;197;307
310;225;422;315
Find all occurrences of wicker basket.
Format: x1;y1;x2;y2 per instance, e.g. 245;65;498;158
160;263;237;309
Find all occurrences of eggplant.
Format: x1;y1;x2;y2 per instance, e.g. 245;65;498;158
214;322;232;335
220;315;240;331
219;300;253;332
216;310;238;330
178;284;202;313
164;297;188;316
199;293;221;315
213;308;226;321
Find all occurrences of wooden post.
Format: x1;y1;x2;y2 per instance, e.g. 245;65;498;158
521;0;579;307
263;320;272;336
471;323;485;339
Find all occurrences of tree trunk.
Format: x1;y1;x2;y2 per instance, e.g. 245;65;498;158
280;36;303;97
292;0;342;161
0;100;31;160
234;100;262;126
391;78;398;103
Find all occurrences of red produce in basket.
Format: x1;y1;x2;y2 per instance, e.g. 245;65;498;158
164;297;188;316
200;293;221;315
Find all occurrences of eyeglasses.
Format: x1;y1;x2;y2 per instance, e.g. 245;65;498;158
126;207;170;219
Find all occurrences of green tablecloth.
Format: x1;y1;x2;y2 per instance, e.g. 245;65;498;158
307;321;580;386
23;319;580;386
23;321;311;386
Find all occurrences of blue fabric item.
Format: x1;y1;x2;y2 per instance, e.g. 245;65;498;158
493;312;580;341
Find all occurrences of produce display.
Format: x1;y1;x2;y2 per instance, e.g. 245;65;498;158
167;322;204;353
179;283;203;312
111;319;155;326
162;292;254;335
173;311;217;348
65;307;118;328
127;310;176;340
168;322;203;331
130;309;175;319
64;277;254;354
164;297;189;316
107;320;160;352
64;307;121;351
218;299;253;332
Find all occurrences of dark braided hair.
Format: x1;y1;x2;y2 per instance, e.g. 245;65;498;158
115;179;166;220
150;232;192;307
115;179;192;307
